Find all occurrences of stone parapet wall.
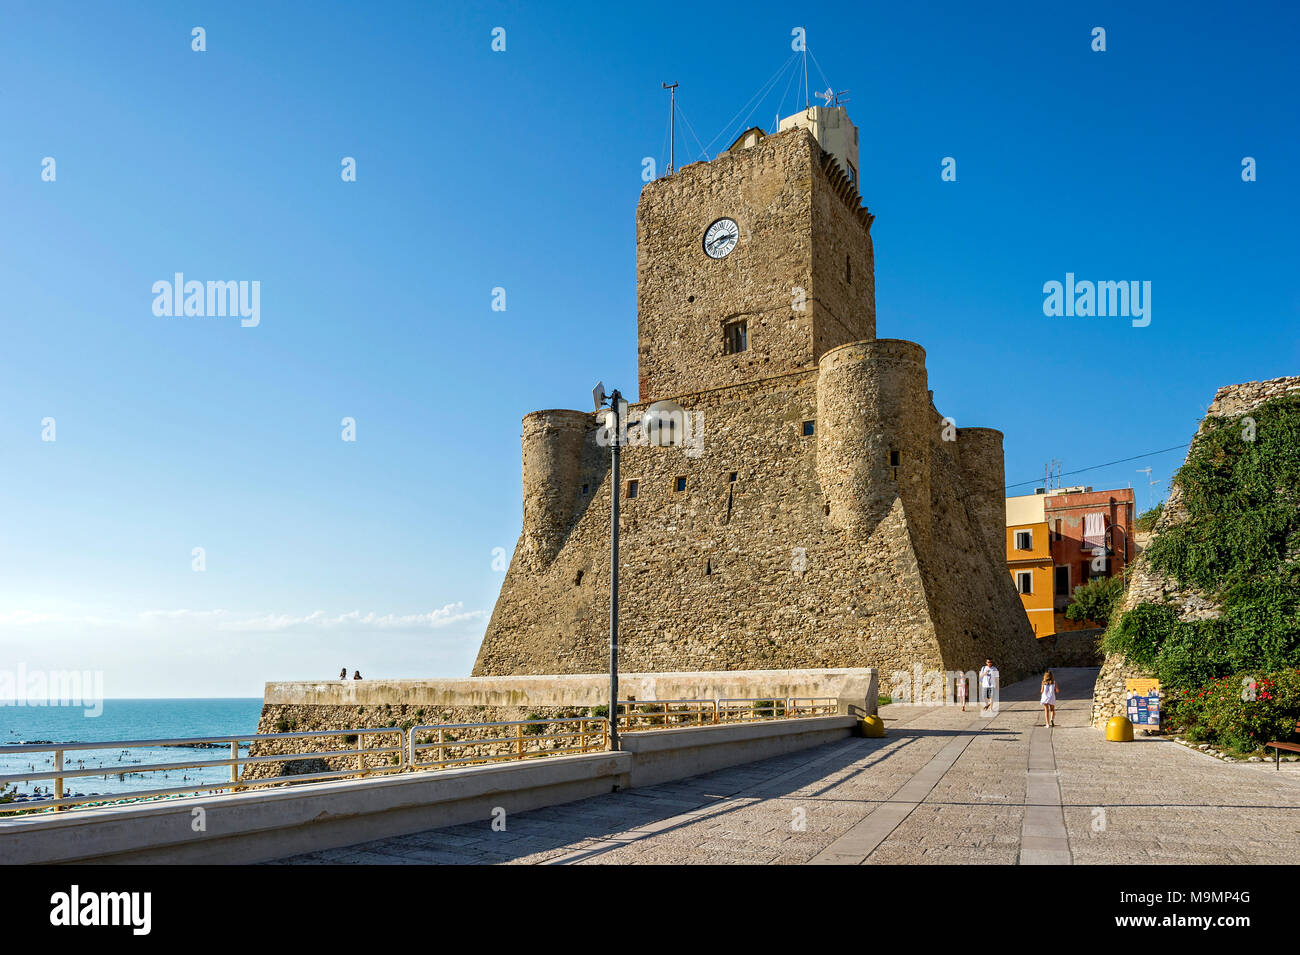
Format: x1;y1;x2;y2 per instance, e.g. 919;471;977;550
1038;630;1104;670
245;669;877;781
263;668;877;709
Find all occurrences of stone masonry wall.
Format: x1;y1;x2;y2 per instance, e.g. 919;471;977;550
473;360;1042;687
809;148;877;358
1089;376;1300;726
635;127;874;403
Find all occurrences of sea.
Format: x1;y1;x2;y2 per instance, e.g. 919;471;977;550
0;698;263;806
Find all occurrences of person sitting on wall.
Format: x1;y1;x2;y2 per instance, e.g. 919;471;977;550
339;667;347;680
353;670;362;680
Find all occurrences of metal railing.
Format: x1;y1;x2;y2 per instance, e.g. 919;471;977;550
717;697;839;723
787;697;840;717
0;727;404;815
614;699;718;732
0;697;843;816
617;697;840;731
408;717;607;771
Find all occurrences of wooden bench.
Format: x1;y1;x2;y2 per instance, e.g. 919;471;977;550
1265;721;1300;770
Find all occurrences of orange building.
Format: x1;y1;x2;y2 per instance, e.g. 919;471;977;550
1041;486;1136;632
1005;497;1055;637
1006;486;1137;635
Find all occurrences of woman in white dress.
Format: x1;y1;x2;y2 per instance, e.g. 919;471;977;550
1040;671;1058;727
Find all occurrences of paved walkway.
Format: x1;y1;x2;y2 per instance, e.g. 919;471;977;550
273;668;1300;865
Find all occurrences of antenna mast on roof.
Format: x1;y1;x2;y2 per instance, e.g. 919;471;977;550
802;43;809;109
662;82;679;175
815;88;851;107
1043;458;1061;491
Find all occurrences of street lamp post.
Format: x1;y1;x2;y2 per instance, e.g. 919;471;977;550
593;382;685;752
608;387;623;752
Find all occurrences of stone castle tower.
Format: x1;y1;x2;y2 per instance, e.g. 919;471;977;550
472;106;1040;683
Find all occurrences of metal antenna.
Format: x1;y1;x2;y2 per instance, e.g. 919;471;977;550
802;42;810;109
1043;458;1061;491
662;82;678;175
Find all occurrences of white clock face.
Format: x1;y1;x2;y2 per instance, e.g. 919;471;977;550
703;218;739;259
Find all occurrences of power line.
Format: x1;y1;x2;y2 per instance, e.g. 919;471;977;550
1004;444;1189;491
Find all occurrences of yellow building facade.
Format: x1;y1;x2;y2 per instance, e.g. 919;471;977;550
1005;496;1055;637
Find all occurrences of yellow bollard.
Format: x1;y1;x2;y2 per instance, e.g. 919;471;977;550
859;715;886;738
1105;715;1134;742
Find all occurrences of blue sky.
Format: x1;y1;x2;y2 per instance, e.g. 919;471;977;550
1;1;1296;697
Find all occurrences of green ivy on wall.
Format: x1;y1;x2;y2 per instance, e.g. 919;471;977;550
1103;394;1300;689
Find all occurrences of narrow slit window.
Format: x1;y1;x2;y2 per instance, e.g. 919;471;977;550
581;483;589;495
802;420;815;437
627;480;639;498
729;472;738;482
675;476;687;493
723;319;748;354
845;254;851;284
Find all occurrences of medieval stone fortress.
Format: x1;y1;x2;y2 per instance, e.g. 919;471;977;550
474;106;1044;686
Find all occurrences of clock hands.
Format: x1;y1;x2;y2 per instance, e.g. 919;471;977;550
704;218;738;257
707;233;735;256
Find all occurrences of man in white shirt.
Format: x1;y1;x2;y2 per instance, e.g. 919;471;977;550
979;659;1000;711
